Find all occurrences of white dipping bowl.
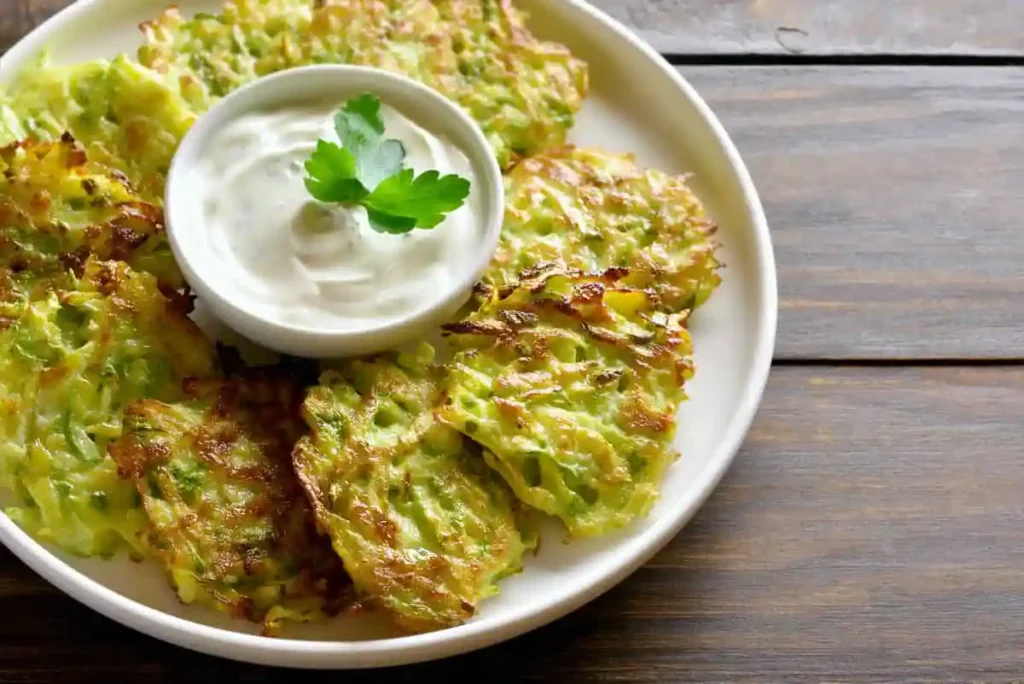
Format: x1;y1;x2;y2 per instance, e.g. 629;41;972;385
165;65;505;359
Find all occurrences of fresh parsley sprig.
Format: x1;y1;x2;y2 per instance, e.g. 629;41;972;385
303;93;471;235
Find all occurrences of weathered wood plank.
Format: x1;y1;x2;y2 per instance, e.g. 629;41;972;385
594;1;1024;56
0;366;1022;681
0;1;64;55
683;65;1024;359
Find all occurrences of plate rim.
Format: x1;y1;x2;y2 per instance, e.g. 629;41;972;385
0;0;778;669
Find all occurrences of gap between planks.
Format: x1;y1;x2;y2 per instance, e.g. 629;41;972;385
772;358;1024;368
662;54;1024;66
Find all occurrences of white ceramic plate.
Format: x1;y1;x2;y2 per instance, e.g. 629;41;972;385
0;0;777;670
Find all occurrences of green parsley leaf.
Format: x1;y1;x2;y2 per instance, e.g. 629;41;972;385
335;92;406;191
303;139;368;204
359;139;406;190
303;93;472;235
336;92;386;145
363;169;472;233
365;208;418;235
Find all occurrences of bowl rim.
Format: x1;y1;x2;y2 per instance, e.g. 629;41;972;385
164;63;506;358
0;0;778;670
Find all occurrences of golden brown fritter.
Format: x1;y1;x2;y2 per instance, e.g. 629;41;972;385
0;54;199;203
0;133;213;558
293;342;534;633
483;146;721;313
0;135;184;298
111;375;353;635
443;265;693;537
0;258;217;558
434;0;588;164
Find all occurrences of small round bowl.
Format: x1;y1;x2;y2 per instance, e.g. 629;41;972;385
165;65;504;359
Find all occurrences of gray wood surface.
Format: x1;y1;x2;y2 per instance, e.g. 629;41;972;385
595;1;1024;56
682;65;1024;360
0;0;66;56
2;367;1023;682
3;2;1024;683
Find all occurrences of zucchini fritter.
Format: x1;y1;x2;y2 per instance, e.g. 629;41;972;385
137;0;588;168
110;376;353;635
0;136;184;295
442;266;693;538
0;259;217;557
292;343;533;633
435;0;587;165
0;54;198;203
483;146;721;313
139;0;456;101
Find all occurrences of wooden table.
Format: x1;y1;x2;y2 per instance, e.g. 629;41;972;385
3;1;1024;681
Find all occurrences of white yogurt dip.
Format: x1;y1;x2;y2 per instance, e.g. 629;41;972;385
190;98;483;332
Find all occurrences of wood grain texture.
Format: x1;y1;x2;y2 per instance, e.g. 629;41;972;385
682;65;1024;360
0;367;1023;682
592;0;1024;56
0;0;66;55
0;2;1022;684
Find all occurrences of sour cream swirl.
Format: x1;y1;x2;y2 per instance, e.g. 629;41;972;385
192;99;481;332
